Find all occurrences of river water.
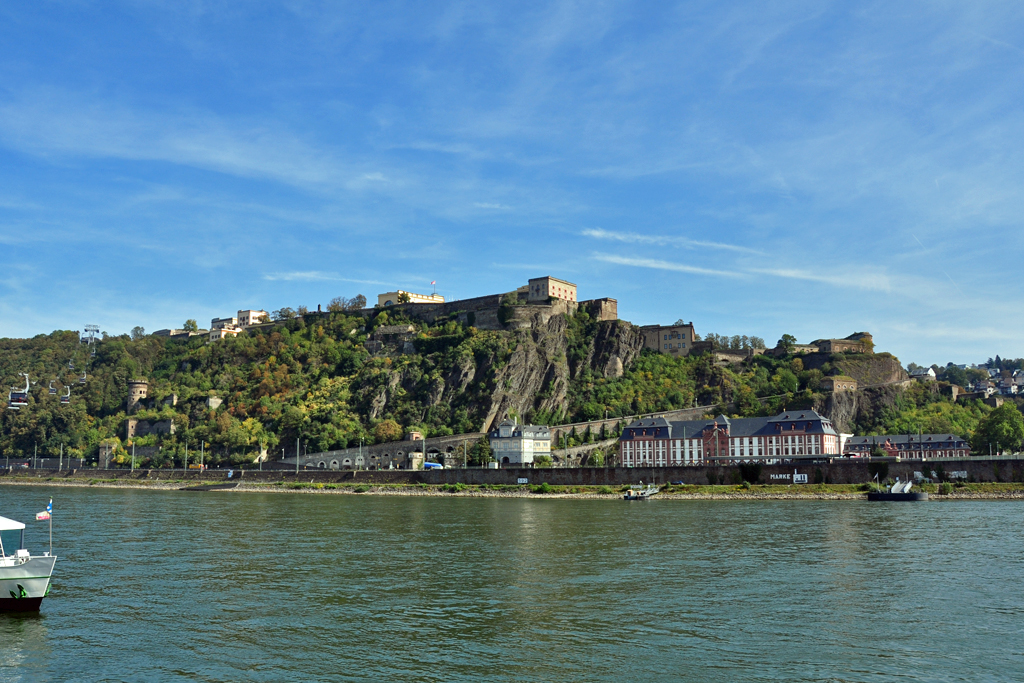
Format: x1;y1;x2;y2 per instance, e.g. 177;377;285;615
0;487;1021;682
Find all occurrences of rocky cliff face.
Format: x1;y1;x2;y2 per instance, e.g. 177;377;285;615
801;352;909;387
362;309;644;432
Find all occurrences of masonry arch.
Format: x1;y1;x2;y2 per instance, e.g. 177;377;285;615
318;461;326;469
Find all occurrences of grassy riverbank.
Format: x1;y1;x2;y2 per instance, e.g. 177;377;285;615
3;476;1024;499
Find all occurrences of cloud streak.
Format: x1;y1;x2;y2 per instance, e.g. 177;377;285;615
262;272;389;286
581;228;762;254
595;254;892;291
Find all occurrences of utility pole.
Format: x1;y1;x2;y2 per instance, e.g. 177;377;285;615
201;441;204;469
296;437;300;475
184;441;188;471
131;442;135;472
59;443;63;471
34;443;37;469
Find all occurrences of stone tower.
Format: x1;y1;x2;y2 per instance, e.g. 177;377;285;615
127;379;149;414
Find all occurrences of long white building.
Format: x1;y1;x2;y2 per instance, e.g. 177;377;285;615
619;410;841;467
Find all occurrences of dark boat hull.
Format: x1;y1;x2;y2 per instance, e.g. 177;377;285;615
0;597;44;612
868;492;929;501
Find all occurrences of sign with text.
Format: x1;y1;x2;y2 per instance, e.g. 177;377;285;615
792;474;808;484
517;478;529;484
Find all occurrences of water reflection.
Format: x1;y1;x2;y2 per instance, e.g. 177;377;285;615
0;613;49;681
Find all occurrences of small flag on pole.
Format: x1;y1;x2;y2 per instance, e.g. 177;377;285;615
46;499;52;513
36;511;50;521
430;281;436;285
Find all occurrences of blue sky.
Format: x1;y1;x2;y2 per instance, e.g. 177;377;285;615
1;1;1022;366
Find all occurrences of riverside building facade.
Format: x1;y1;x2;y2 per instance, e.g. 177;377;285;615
618;410;841;467
488;419;552;466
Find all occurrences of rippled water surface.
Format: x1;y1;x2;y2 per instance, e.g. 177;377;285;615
1;486;1022;682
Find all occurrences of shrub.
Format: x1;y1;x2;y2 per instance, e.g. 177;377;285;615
353;485;369;493
739;481;751;490
868;461;889;481
531;482;552;494
442;483;467;493
939;482;953;495
597;486;613;494
738;463;762;484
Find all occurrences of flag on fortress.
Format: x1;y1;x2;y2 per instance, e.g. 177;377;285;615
430;281;436;285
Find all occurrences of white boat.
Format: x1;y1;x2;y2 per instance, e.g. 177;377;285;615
0;515;56;612
623;483;659;500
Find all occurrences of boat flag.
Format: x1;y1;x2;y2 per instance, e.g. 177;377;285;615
36;511;50;520
47;499;52;513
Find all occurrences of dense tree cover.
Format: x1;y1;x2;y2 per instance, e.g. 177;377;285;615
3;309;1020;467
971;403;1024;454
852;382;994;438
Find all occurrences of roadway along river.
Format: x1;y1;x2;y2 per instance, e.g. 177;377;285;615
1;487;1022;681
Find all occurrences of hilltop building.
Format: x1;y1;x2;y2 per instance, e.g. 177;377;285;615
378;291;445;307
488;419;552;466
237;309;269;327
771;332;874;357
640;322;699;357
527;276;577;303
618;410;841;466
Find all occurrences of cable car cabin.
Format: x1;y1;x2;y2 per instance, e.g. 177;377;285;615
78;374;86;385
60;393;70;405
8;392;27;409
68;360;74;370
48;381;57;395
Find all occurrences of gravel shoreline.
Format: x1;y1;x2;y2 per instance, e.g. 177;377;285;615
3;478;1023;499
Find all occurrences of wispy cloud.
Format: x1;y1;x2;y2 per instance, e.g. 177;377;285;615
474;202;512;210
262;272;389;285
596;254;892;291
594;254;746;278
581;228;761;254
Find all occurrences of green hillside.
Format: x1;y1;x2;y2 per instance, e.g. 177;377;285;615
0;307;1009;467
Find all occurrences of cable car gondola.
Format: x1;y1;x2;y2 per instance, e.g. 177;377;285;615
48;380;57;395
60;386;71;405
68;360;75;371
78;373;87;385
8;373;30;410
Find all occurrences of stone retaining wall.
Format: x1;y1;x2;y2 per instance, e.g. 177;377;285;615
6;458;1023;486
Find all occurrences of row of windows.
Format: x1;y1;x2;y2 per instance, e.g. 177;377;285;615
663;342;686;349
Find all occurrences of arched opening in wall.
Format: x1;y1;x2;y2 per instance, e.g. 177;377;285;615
502;456;509;465
445;446;455;453
342;458;353;470
369;454;379;470
318;461;326;469
330;460;339;470
355;456;365;468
